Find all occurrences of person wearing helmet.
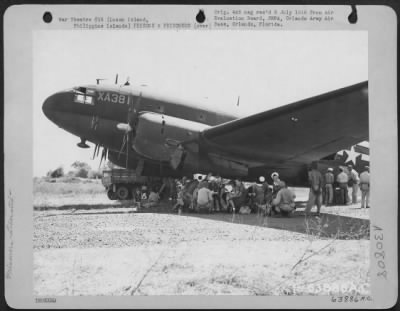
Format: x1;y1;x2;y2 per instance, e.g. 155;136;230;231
271;172;281;194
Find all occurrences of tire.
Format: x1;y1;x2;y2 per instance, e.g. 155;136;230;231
107;189;117;200
116;185;130;200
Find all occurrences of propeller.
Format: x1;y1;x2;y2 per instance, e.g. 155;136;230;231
117;92;142;168
115;74;118;85
91;143;108;169
99;147;108;169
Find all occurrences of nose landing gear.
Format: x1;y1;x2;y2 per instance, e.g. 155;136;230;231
77;138;90;148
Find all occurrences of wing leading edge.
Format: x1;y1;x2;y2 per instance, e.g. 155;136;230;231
200;81;369;167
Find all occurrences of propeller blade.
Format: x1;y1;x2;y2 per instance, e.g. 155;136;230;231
118;135;127;159
115;74;118;85
92;144;98;160
126;134;130;168
99;148;104;168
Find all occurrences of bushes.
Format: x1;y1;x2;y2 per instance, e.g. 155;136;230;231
46;162;103;180
47;166;64;178
88;169;102;179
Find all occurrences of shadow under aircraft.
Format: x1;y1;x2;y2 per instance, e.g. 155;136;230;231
43;79;369;185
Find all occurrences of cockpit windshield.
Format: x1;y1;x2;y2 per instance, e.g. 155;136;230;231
73;86;95;105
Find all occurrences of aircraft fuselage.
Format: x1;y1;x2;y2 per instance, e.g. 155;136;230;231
42;84;250;179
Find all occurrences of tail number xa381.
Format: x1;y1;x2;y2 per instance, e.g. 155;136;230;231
97;92;127;104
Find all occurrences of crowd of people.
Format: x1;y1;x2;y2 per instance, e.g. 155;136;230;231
131;163;370;217
305;163;370;216
131;172;297;217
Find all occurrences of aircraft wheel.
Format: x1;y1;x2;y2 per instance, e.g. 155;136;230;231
116;185;130;200
107;189;117;200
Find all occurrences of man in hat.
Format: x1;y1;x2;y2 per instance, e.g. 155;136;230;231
336;167;350;204
324;168;335;206
348;164;360;204
359;166;370;208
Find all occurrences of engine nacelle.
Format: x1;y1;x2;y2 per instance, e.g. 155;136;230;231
133;112;209;162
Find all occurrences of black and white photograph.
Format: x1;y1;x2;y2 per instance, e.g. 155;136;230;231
3;4;398;309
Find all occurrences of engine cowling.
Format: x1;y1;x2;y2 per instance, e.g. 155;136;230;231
133;112;209;162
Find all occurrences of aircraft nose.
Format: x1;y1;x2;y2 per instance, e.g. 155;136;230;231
42;93;57;121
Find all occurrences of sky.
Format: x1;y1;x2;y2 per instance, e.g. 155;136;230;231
33;30;367;177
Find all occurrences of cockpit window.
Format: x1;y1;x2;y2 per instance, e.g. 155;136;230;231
84;96;93;105
73;87;94;105
74;94;85;103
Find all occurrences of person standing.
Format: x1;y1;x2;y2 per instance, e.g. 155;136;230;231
324;168;334;206
305;163;323;216
348;165;360;204
271;172;281;194
359;166;370;208
336;167;350;204
209;175;221;212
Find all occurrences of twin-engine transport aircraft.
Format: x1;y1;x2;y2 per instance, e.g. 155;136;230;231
42;81;368;186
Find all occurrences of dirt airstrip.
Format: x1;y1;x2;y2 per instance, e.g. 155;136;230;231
34;178;370;296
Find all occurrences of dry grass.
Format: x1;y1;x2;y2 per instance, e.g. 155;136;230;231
33;177;110;208
34;177;105;195
34;210;370;296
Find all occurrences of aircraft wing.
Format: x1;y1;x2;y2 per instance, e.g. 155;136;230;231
200;81;369;168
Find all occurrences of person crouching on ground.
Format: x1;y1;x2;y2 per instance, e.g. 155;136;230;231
305;162;323;216
196;183;214;213
142;187;160;209
271;181;296;217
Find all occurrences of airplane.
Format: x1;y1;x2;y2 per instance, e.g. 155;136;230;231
42;79;369;188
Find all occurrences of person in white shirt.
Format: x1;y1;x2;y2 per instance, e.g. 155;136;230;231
348;165;360;204
336;167;350;204
359;166;370;208
196;185;214;212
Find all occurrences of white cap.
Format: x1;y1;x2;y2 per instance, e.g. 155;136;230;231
259;176;265;182
328;168;333;172
271;172;279;178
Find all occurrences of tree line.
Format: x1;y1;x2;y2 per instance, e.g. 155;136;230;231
46;161;115;179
